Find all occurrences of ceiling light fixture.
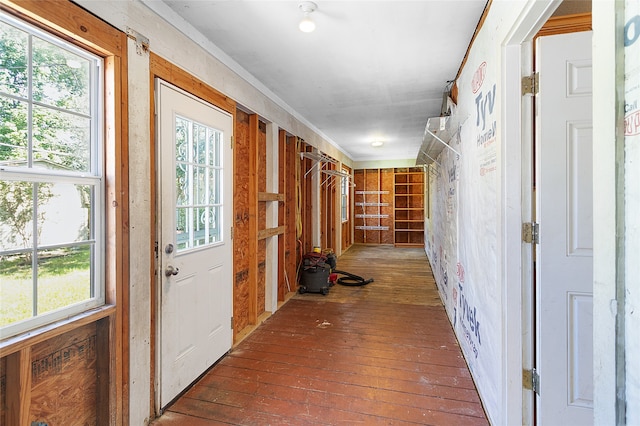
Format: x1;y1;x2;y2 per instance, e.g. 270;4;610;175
371;140;384;147
298;1;317;33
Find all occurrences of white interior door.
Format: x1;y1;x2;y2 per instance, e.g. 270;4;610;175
157;79;233;408
535;31;593;425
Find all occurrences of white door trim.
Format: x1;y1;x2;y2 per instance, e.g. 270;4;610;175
500;1;561;425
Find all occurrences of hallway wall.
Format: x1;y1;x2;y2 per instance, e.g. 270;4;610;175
427;1;640;425
73;1;354;423
425;2;542;424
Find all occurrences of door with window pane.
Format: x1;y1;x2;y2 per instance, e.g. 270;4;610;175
157;80;233;408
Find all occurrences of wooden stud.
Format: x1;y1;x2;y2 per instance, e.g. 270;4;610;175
233;109;251;338
286;135;298;296
248;114;259;325
257;120;267;319
96;316;115;426
277;129;287;301
258;226;286;240
258;192;285;202
5;347;30;426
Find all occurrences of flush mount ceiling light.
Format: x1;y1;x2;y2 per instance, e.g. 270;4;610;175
298;1;317;33
371;140;384;147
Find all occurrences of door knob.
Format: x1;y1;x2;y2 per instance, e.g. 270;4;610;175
165;265;179;277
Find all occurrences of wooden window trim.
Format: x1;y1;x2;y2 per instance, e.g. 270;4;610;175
0;305;116;357
0;1;129;424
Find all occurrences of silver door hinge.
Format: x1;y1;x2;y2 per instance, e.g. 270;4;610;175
231;226;234;239
522;72;539;95
230;316;234;330
522;222;539;244
523;368;540;395
231;136;234;150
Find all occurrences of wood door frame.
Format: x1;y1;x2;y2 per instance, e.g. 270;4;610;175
148;53;235;415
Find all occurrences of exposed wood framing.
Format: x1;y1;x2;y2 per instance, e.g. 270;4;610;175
320;161;337;251
257;120;267;319
341;165;353;252
283;134;298;299
380;169;395;245
300;142;314;255
278;130;287;301
258;226;286;240
258;192;285;201
248;114;260;325
5;348;30;425
233;109;251;338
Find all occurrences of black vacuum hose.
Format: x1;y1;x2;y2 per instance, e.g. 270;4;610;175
332;269;374;286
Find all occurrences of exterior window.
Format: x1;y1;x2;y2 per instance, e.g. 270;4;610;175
341;169;349;223
0;12;104;338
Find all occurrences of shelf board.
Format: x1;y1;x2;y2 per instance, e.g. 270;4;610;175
394;243;424;248
356;205;390;208
356;225;390;231
355;190;390;195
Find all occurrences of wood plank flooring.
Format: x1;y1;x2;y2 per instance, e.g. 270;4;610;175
152;245;488;425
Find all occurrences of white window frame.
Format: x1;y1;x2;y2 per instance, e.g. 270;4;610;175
0;12;105;339
341;168;349;223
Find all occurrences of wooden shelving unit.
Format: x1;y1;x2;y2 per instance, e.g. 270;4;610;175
353;169;394;244
393;167;425;247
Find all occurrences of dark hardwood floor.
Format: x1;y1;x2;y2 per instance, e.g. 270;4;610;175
152;245;488;425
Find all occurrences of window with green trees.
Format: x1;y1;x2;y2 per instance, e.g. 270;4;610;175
0;11;104;338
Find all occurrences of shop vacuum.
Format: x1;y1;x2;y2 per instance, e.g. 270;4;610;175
298;247;374;295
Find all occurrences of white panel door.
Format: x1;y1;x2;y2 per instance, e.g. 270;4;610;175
157;80;233;408
536;31;593;425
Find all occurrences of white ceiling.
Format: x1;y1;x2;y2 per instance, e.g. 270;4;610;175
143;0;488;162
